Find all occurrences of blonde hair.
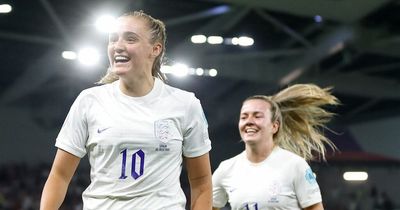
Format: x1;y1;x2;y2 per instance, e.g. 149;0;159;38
245;84;339;161
98;10;167;84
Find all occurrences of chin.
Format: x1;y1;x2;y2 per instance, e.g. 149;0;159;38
112;68;128;76
243;140;259;147
242;137;257;143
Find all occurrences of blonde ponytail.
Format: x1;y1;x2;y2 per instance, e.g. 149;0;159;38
97;68;119;84
272;84;339;161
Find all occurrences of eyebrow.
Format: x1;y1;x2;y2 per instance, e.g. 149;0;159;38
241;111;264;115
109;31;141;38
123;31;139;36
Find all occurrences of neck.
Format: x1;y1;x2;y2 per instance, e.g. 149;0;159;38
245;139;275;163
119;75;155;97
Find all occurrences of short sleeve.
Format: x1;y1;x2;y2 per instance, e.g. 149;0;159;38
294;159;322;208
182;96;211;157
55;91;89;158
212;163;229;208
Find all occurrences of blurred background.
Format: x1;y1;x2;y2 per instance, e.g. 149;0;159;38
0;0;400;209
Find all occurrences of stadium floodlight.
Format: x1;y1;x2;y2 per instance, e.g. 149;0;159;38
95;15;117;33
0;4;12;13
78;47;100;66
172;63;189;77
314;15;323;23
62;51;77;60
195;68;204;76
191;35;207;44
343;171;368;181
238;36;254;46
160;65;173;74
208;68;218;77
207;36;223;45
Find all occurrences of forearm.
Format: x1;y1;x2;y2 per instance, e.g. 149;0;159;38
190;174;212;210
40;172;70;210
303;202;324;210
40;149;80;210
185;153;212;210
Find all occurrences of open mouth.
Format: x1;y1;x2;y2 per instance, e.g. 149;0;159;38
244;128;257;134
114;55;130;64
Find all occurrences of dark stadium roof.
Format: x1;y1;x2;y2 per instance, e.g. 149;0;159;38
1;0;400;164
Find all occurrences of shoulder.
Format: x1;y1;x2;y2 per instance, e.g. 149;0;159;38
67;83;115;111
161;81;197;102
274;147;312;175
81;82;113;96
216;152;245;172
275;147;306;164
76;83;114;101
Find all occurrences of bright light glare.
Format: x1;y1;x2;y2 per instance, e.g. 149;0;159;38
207;36;223;44
172;63;189;77
160;65;173;74
161;65;217;77
78;47;100;66
191;35;207;44
314;15;323;23
238;36;254;46
62;51;77;60
343;171;368;181
195;68;204;76
231;37;239;45
208;69;218;77
0;4;12;13
95;15;117;33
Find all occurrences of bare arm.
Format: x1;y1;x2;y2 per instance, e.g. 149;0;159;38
185;153;212;210
40;149;80;210
304;202;324;210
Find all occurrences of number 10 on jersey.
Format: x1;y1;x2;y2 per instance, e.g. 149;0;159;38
119;149;145;180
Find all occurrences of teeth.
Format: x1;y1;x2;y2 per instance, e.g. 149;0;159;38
114;55;129;62
245;128;257;133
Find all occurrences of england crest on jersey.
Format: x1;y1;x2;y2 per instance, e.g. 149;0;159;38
154;119;174;143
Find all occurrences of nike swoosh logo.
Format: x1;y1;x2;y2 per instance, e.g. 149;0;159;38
97;127;110;134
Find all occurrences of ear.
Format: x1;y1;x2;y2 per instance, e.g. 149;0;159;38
151;42;162;57
272;121;279;134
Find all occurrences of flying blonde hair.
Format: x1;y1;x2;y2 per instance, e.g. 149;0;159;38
245;84;339;161
98;10;167;84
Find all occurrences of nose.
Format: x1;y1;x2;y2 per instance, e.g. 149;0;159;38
113;39;125;53
242;116;255;126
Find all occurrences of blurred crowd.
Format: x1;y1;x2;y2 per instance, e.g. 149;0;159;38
0;163;397;210
323;185;396;210
0;163;87;210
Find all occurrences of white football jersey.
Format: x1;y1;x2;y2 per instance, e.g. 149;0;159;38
55;78;211;210
212;147;321;210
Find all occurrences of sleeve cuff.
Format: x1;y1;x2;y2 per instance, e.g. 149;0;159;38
183;142;211;158
55;141;86;158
